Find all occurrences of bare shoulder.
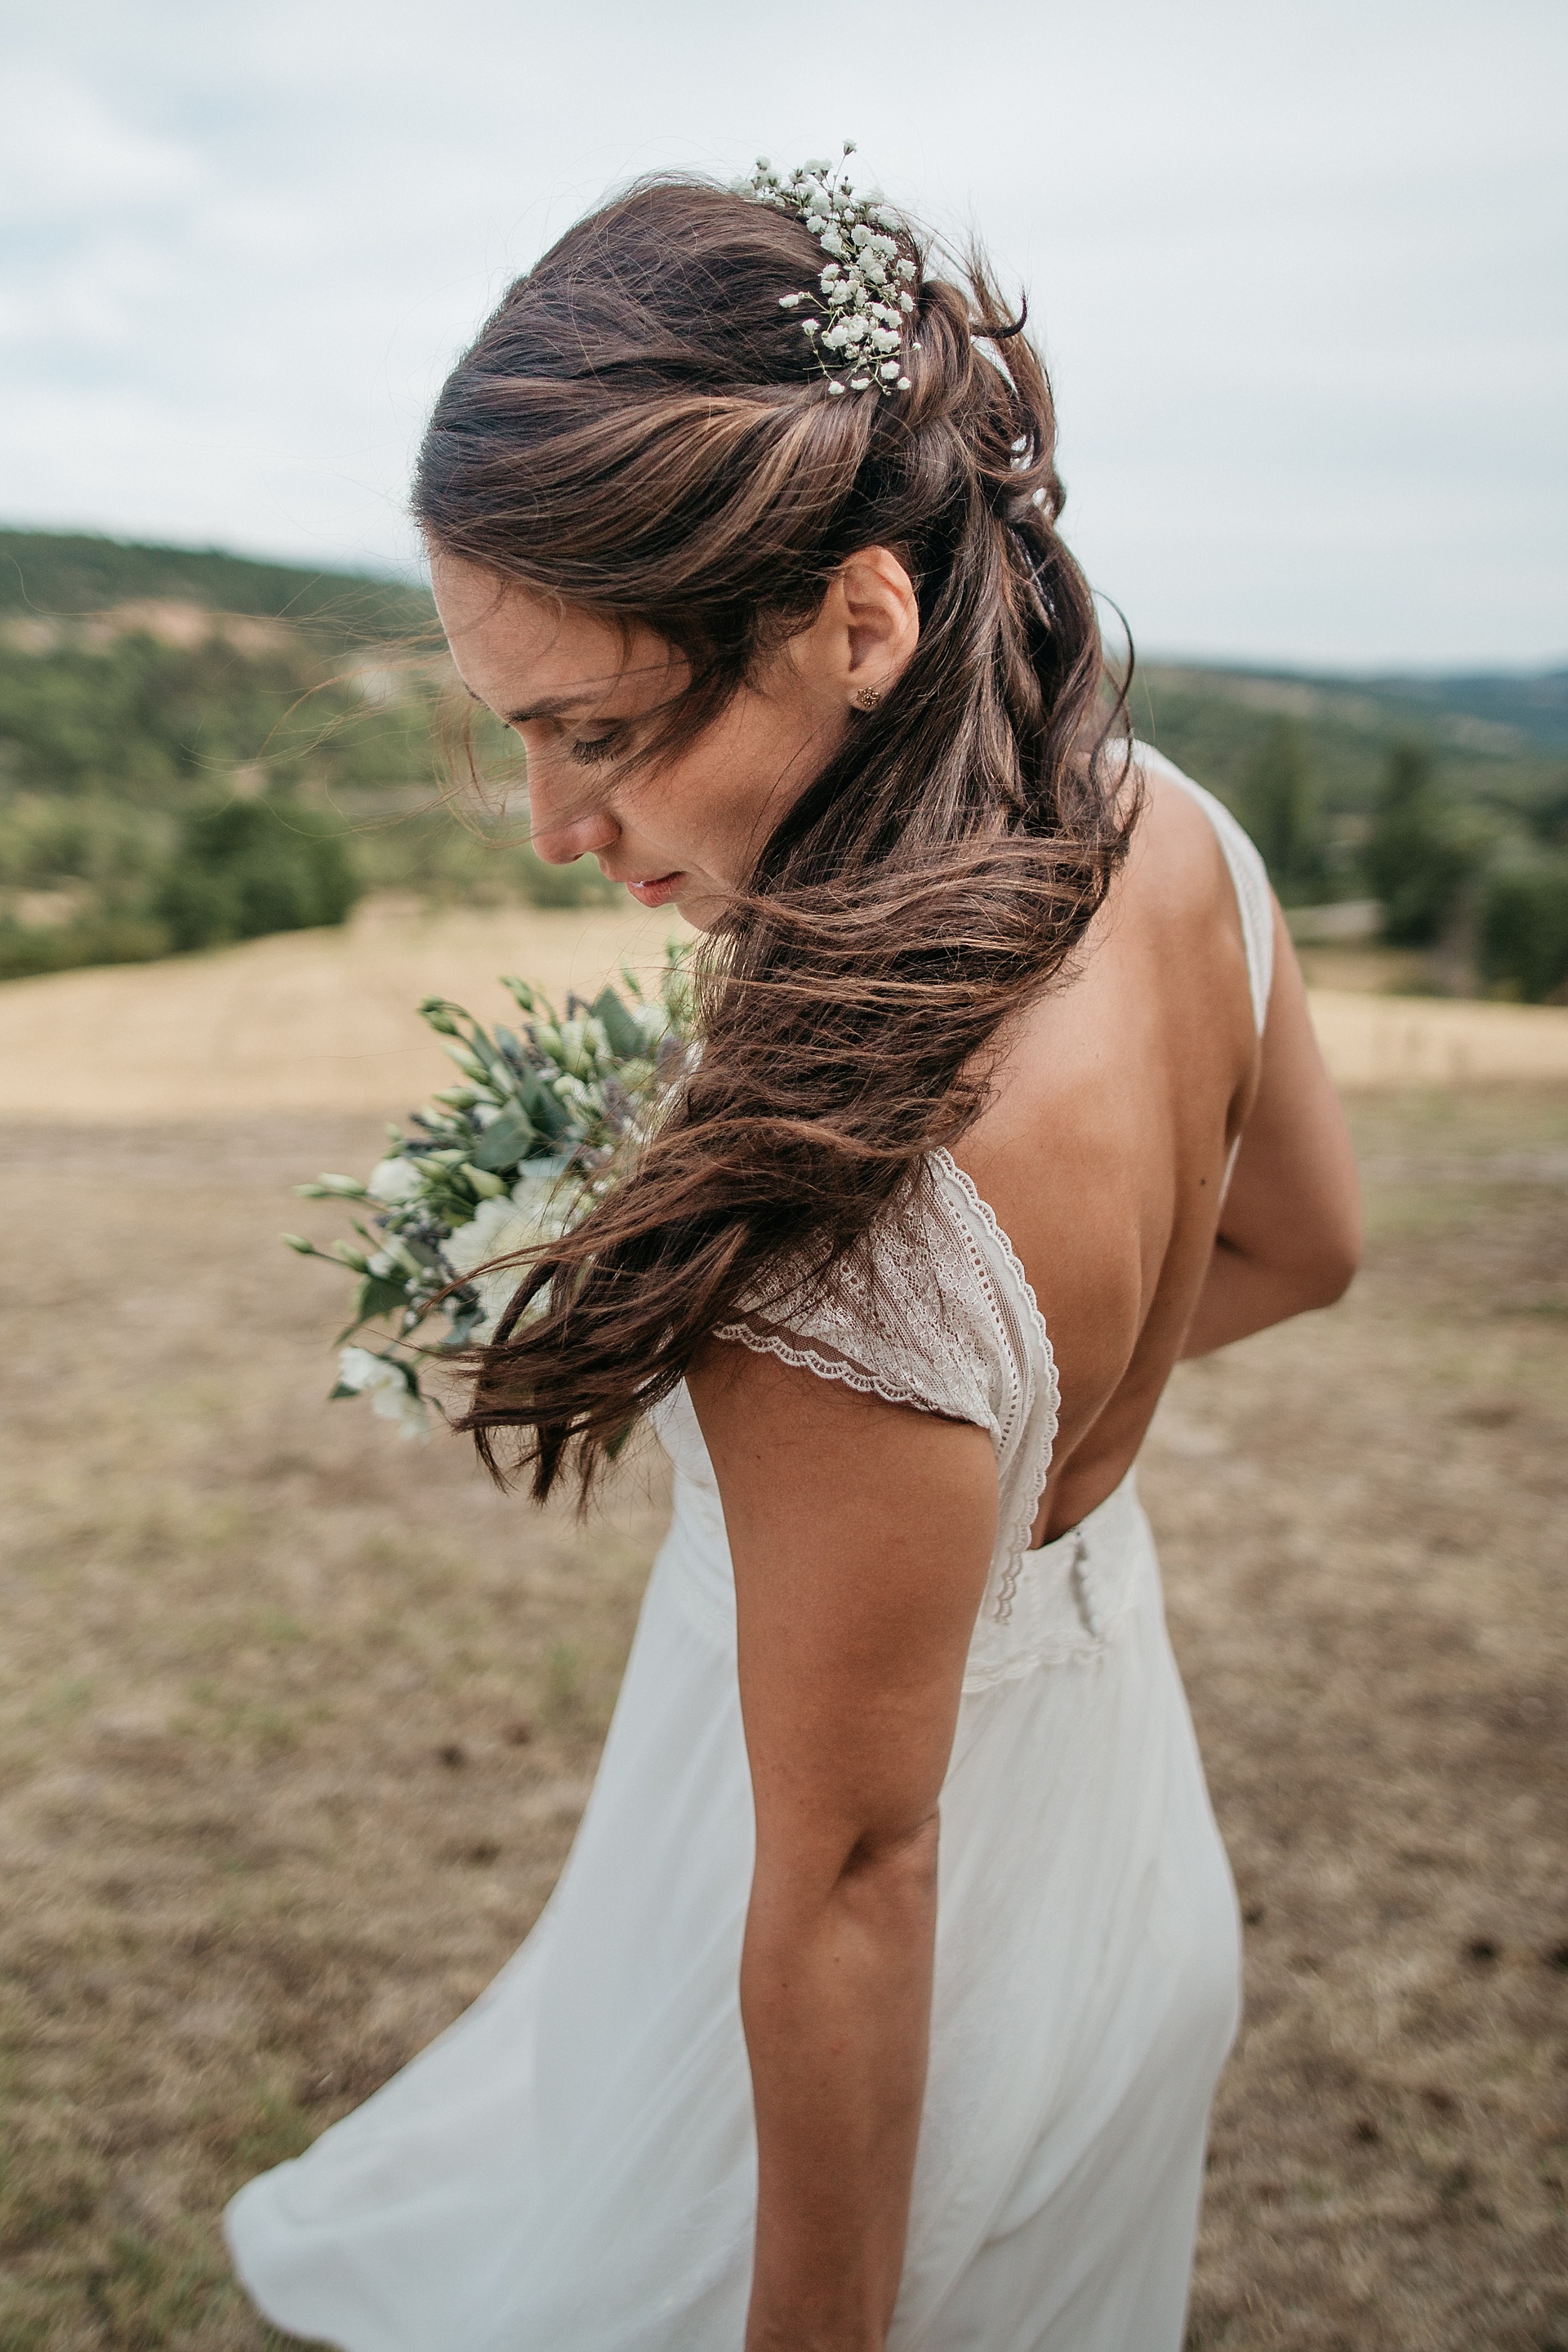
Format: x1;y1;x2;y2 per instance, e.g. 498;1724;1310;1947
1120;751;1254;931
964;751;1255;1174
949;751;1266;1462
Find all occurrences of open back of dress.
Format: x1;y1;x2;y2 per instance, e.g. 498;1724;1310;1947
227;750;1274;2352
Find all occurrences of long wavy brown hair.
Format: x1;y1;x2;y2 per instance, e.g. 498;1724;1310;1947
412;174;1136;1496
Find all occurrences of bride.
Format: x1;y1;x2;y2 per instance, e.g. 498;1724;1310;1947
227;158;1361;2350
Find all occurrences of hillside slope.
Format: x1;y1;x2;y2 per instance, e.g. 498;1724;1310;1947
0;528;1563;988
1135;662;1564;822
0;528;432;641
0;532;610;979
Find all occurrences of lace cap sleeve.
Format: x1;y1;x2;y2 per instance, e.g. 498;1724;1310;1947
713;1155;1060;1624
713;1173;1000;1435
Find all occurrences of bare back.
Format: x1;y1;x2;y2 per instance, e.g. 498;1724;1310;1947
956;760;1273;1540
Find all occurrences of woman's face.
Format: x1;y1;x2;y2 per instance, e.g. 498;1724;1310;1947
430;548;916;929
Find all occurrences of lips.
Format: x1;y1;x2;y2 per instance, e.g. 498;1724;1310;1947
623;872;686;909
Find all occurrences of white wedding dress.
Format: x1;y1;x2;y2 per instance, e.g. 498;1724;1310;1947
228;752;1274;2351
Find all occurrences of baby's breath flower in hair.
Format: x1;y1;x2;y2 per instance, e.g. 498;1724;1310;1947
735;141;916;397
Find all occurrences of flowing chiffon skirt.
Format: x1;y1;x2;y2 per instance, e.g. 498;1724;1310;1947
226;1462;1239;2351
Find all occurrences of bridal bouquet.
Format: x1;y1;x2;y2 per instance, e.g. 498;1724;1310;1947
287;942;693;1437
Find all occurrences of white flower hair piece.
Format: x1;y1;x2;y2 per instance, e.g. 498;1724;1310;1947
735;142;916;399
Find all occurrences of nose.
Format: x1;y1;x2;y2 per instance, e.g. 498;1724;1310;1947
526;785;620;867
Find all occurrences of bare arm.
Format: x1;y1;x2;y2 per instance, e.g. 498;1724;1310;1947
1182;899;1362;1358
687;1342;997;2352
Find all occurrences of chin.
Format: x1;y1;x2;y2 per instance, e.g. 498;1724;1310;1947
657;872;724;929
670;886;719;932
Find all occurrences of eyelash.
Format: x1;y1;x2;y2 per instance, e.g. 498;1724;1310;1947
568;729;623;768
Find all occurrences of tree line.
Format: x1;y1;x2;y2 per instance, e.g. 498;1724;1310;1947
0;620;613;982
0;519;1563;997
1236;719;1568;1001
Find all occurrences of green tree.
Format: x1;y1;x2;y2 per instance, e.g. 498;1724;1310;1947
1479;851;1568;1001
156;796;359;952
1365;740;1481;947
1526;768;1568;849
1240;719;1325;905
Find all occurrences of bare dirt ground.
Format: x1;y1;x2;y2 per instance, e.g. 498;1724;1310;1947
2;1084;1565;2350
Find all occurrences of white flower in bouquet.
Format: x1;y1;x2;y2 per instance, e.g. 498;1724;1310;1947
443;1169;574;1341
287;943;693;1431
366;1156;425;1206
334;1345;432;1439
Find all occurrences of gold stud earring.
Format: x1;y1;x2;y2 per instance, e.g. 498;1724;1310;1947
852;687;881;712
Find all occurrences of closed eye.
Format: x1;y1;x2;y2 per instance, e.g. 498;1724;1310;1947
568;728;624;768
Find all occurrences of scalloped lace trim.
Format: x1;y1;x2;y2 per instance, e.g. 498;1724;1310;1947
710;1319;948;1417
929;1149;1060;1612
930;1149;1051;1374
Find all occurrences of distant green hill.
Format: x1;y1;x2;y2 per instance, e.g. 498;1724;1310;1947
0;528;433;641
1134;659;1568;1000
1135;663;1566;827
1358;666;1568;755
0;528;612;980
1373;663;1568;752
0;528;1563;992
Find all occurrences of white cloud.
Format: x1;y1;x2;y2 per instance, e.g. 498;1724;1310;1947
0;0;1563;663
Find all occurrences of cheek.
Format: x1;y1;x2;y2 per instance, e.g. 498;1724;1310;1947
624;694;801;874
634;740;757;855
688;702;796;831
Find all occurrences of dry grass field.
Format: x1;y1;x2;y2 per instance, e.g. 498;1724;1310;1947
3;896;1568;1121
2;916;1566;2350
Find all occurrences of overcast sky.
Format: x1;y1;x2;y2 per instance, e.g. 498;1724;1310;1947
2;0;1564;667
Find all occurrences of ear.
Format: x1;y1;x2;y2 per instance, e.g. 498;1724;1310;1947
819;546;920;709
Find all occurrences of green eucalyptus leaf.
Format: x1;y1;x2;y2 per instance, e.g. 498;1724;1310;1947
590;985;644;1058
470;1108;536;1171
301;947;693;1422
354;1272;415;1325
528;1080;571;1140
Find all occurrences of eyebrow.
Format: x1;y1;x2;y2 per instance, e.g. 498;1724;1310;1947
503;692;602;724
461;685;602;724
